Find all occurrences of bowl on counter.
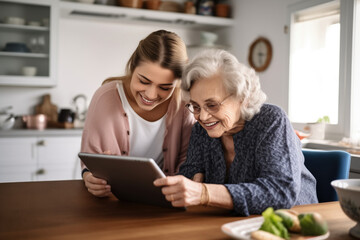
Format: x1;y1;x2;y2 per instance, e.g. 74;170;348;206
22;66;37;76
4;16;25;25
95;0;115;5
27;21;41;27
0;114;15;130
76;0;95;4
200;31;218;46
3;42;30;53
22;114;47;130
332;179;360;239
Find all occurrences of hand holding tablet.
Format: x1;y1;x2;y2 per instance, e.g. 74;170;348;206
83;171;111;197
78;152;183;209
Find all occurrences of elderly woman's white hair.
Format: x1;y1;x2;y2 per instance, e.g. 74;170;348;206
181;49;267;121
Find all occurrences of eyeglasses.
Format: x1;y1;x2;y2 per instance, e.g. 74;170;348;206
185;95;232;115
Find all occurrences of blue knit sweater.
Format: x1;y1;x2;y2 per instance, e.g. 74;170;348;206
179;104;318;216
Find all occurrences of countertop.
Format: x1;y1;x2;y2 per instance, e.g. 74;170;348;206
302;139;360;155
0;128;83;137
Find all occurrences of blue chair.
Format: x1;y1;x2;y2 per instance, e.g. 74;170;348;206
302;149;351;203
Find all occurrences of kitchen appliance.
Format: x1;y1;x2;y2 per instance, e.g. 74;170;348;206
72;94;87;128
0;114;15;130
22;114;47;130
3;42;30;53
58;109;75;123
0;106;15;130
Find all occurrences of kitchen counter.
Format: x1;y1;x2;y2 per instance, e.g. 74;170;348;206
302;139;360;154
0;128;83;137
302;139;360;178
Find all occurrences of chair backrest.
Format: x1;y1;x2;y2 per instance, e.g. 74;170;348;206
302;149;351;203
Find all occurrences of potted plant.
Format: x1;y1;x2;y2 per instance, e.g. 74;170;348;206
304;116;330;140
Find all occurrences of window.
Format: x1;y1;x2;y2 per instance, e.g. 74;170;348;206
287;0;355;140
289;2;340;124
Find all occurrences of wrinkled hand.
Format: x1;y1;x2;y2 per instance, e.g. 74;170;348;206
153;175;202;207
83;171;111;197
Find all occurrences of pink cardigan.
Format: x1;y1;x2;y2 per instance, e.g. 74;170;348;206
81;81;196;176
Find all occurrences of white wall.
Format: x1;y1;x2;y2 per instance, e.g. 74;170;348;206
230;0;300;112
0;0;302;116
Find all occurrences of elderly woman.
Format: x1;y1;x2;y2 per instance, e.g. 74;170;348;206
154;49;317;216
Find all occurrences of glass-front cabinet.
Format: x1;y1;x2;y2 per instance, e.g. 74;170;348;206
0;0;58;87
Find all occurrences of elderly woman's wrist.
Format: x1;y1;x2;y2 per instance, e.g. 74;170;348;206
200;183;209;206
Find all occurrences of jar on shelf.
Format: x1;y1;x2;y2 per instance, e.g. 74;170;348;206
215;2;230;18
184;1;196;14
196;0;214;16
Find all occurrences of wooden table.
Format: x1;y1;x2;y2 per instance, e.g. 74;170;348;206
0;180;356;240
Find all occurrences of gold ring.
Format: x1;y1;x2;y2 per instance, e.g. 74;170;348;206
171;194;174;201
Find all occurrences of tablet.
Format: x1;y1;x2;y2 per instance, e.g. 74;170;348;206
78;152;177;209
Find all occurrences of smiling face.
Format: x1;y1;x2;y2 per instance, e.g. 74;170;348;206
189;73;241;138
129;61;176;111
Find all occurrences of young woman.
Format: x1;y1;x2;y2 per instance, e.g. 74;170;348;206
81;30;196;197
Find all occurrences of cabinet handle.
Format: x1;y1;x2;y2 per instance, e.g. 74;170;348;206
35;168;46;175
37;140;46;146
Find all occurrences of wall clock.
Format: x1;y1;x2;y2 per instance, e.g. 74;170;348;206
248;37;272;72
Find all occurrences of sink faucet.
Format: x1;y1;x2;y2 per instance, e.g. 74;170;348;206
72;94;87;122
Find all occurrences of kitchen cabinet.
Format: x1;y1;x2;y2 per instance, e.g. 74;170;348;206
0;137;36;182
0;0;58;87
0;134;82;182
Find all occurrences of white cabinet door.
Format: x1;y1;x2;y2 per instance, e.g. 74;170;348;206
0;137;37;182
0;135;82;182
36;136;82;181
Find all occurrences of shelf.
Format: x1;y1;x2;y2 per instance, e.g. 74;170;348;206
59;1;234;30
187;44;231;49
0;51;49;58
0;23;49;32
0;75;56;87
0;129;83;137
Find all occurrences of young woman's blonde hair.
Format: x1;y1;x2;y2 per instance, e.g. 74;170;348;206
103;30;188;111
182;49;267;121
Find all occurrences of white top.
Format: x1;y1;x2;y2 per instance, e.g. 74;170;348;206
117;82;165;167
